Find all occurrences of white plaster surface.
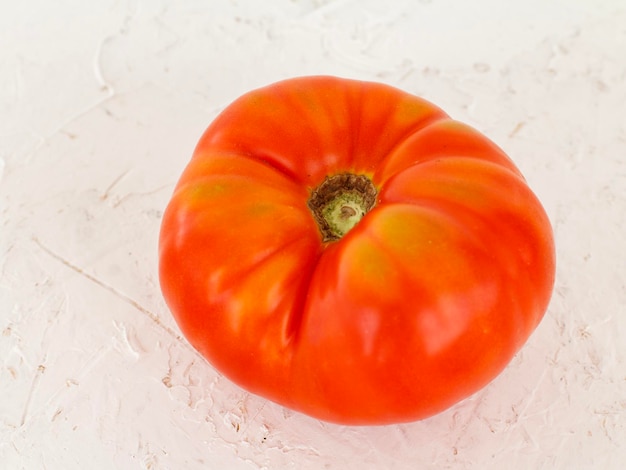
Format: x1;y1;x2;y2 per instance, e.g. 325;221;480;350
1;0;625;468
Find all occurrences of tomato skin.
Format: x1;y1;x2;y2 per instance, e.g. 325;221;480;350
159;76;555;425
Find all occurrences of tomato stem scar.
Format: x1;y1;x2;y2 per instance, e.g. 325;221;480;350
307;173;377;242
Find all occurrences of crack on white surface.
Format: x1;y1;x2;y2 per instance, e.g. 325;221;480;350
110;183;172;209
33;238;183;344
508;121;527;138
100;169;131;201
19;361;47;427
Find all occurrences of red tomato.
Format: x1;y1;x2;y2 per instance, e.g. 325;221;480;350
159;76;555;425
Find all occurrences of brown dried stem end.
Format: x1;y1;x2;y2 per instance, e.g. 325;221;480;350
307;174;378;242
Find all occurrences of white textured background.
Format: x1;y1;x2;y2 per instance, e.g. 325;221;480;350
1;0;625;469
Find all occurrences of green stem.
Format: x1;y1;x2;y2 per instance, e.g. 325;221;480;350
308;174;378;242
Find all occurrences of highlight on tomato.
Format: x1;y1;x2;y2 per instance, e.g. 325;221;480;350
158;76;555;425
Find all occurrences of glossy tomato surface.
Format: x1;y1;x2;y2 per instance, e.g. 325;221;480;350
158;76;555;425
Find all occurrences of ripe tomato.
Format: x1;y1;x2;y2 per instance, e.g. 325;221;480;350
159;76;555;425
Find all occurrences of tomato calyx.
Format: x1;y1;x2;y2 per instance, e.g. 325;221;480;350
308;173;377;242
